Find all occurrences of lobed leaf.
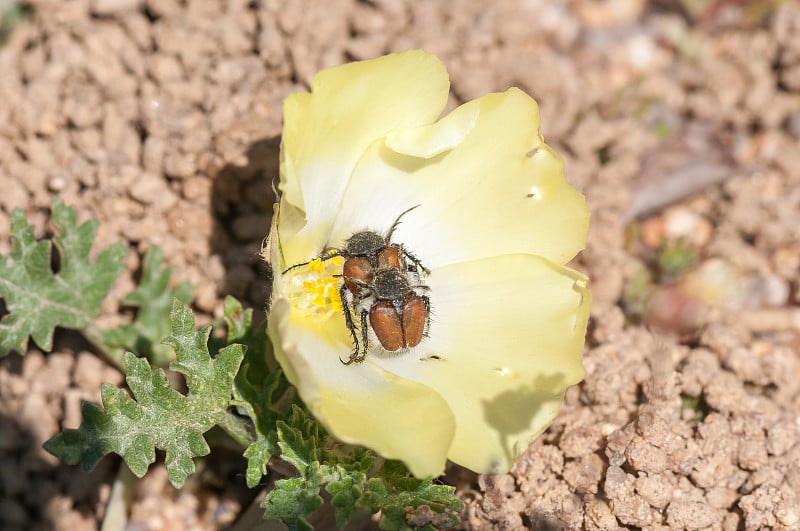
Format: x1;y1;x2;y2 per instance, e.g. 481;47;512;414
0;197;126;355
276;405;326;476
225;296;292;487
44;300;244;488
360;467;463;531
10;202;466;528
326;472;367;528
262;477;323;531
263;406;462;530
95;245;193;366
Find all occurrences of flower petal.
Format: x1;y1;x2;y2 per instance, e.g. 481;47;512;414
385;99;480;158
268;298;456;477
373;254;590;473
328;88;589;269
279;50;450;265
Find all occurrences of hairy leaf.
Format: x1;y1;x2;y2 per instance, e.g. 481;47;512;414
360;462;463;531
262;406;462;530
0;197;126;355
276;405;326;476
326;472;367;528
44;300;244;488
262;407;337;527
96;245;193;365
262;477;323;531
225;296;291;487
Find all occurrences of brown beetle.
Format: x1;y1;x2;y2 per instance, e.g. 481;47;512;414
283;206;432;364
283;205;429;278
339;266;431;365
341;245;403;297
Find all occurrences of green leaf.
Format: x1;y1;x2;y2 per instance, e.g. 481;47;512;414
0;197;126;355
95;245;193;365
276;405;327;477
261;406;338;527
326;472;367;528
360;461;463;531
657;238;697;281
225;296;292;487
44;300;244;488
262;477;323;531
0;3;29;45
224;296;269;373
242;438;273;488
262;405;462;530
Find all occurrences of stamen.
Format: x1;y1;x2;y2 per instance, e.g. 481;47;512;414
283;256;344;318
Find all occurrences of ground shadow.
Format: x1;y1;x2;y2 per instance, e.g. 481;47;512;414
481;372;574;470
0;352;116;531
209;136;281;324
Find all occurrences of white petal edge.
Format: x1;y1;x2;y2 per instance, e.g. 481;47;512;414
385;100;480;158
268;297;457;477
372;254;591;473
279;51;451;266
328;88;589;269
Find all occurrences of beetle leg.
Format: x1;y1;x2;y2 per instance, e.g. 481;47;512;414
339;283;361;365
355;309;370;363
402;247;430;275
282;259;312;275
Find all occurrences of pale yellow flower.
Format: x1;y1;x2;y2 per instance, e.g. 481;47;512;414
266;50;590;477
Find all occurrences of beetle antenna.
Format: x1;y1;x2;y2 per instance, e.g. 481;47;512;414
386;204;421;242
282;249;344;274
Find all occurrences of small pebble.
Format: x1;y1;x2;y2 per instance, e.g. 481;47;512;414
47;176;67;192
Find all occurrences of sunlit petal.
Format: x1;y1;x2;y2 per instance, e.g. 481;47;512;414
269;297;456;477
267;51;591;477
328;88;589;269
373;254;590;472
279;51;450;265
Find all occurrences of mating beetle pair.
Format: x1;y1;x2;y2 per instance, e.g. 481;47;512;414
285;206;431;365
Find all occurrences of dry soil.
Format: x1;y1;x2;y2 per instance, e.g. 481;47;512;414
1;1;799;530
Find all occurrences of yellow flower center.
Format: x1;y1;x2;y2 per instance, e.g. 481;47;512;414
282;255;345;318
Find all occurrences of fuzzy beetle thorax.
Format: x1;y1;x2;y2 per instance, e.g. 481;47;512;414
344;231;386;257
370;268;412;300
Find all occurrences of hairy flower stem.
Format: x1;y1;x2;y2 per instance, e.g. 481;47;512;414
216;410;257;448
100;463;136;531
83;323;130;372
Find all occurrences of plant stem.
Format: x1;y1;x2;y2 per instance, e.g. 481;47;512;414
83;323;127;371
215;409;256;448
100;464;137;531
